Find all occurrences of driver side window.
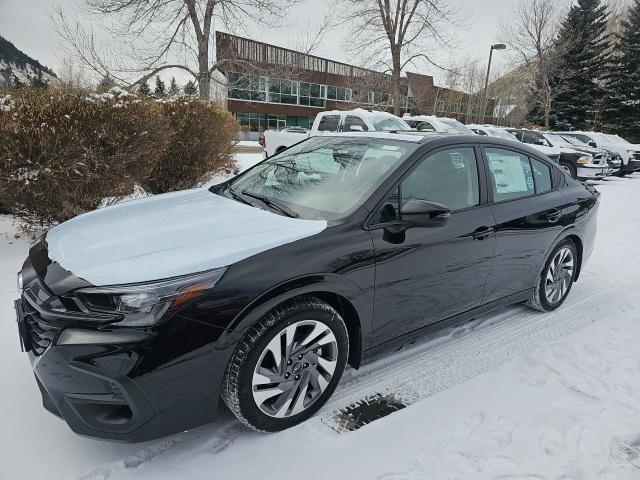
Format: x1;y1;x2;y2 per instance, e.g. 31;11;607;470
374;147;480;224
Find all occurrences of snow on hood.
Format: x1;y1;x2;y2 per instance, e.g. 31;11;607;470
529;144;562;156
45;188;327;286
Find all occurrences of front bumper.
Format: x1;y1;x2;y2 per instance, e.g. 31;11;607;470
577;164;608;180
15;294;231;442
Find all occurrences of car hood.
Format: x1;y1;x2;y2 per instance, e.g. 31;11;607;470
530;144;562;156
559;147;584;155
45;188;327;286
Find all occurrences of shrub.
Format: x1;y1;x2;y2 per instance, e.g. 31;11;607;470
0;88;167;226
0;88;238;227
142;97;237;194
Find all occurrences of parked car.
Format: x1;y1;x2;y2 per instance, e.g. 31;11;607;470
509;129;605;180
557;131;640;176
555;133;622;176
468;124;522;141
16;132;599;441
403;115;475;134
503;128;562;164
262;109;410;157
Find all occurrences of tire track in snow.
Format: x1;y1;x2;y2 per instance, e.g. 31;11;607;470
319;277;619;431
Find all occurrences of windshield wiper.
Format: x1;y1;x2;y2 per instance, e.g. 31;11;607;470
239;190;300;218
226;185;251;206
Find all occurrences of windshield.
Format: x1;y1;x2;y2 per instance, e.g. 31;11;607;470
227;136;416;220
559;134;586;146
487;128;517;140
543;133;570;145
606;134;632;145
371;115;410;131
437;118;474;134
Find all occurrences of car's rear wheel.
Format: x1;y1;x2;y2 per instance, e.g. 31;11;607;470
221;296;348;432
527;240;578;312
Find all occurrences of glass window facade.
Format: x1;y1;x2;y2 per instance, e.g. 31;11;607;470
234;112;314;132
226;71;408;110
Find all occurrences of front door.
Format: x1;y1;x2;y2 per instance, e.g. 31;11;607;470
370;146;496;346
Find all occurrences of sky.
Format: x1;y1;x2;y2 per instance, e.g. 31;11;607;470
0;0;519;87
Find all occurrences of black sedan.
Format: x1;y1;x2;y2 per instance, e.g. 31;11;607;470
15;132;600;441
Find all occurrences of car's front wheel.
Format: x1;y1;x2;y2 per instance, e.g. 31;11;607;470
527;239;578;312
221;296;348;432
560;162;577;179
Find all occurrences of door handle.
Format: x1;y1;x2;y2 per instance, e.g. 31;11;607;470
472;226;494;240
544;208;562;223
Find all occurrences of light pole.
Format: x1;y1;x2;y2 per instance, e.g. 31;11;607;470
482;43;506;123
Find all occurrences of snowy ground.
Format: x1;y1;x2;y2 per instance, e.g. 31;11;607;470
2;171;640;480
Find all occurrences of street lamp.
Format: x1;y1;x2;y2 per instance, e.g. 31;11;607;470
482;43;506;123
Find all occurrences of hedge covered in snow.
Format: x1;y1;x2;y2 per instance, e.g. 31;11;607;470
0;88;237;227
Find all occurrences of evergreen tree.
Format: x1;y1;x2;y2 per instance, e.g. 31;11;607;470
603;0;640;142
169;76;179;96
11;74;24;90
154;75;166;98
30;70;49;89
138;81;151;96
551;0;610;130
183;80;198;96
97;74;116;92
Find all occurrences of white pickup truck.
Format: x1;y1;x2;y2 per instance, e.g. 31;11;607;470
262;109;410;157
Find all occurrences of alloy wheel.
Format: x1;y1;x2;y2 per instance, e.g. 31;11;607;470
544;247;575;305
252;320;338;418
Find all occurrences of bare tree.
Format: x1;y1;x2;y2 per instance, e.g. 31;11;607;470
341;0;463;116
53;0;299;99
500;0;564;127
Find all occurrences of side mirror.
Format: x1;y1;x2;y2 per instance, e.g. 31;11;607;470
401;199;450;227
588;141;597;147
349;125;364;132
533;139;545;146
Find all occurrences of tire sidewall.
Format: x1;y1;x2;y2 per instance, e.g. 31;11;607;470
235;302;348;432
538;239;578;311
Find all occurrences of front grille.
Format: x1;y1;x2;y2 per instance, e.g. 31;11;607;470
21;298;60;355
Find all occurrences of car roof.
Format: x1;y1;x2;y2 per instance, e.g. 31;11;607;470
319;108;398;119
317;131;548;153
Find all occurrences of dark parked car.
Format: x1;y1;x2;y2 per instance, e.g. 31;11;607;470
510;129;608;180
15;132;599;441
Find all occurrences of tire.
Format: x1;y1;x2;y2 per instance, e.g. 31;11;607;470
526;239;578;312
221;296;349;432
560;162;577;179
275;146;287;155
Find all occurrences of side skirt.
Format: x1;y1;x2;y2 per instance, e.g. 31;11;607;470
363;289;532;362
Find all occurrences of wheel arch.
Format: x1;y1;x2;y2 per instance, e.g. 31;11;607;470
539;229;584;283
218;274;367;369
564;233;583;281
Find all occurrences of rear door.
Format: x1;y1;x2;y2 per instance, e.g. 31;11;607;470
481;146;567;303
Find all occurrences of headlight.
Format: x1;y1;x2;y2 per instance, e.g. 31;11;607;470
74;267;227;327
577;155;592;164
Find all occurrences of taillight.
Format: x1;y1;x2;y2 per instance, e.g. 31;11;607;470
259;137;265;148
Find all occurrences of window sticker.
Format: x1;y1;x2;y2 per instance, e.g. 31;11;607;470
487;152;529;194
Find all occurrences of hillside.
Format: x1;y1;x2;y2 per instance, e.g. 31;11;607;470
0;35;57;89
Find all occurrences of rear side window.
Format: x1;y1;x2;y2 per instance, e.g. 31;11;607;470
344;115;369;132
317;115;340;132
417;121;435;131
485;148;535;202
530;157;552;193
